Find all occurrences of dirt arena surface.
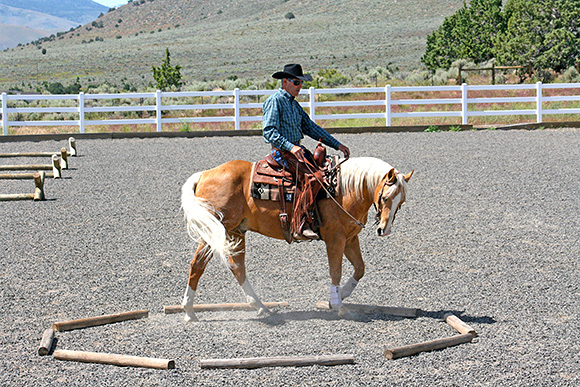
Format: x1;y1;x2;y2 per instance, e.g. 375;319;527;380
1;129;578;386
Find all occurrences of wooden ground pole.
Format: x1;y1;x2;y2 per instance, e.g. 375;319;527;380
53;350;175;369
316;301;420;318
52;309;149;332
384;333;475;360
163;302;289;314
200;354;355;369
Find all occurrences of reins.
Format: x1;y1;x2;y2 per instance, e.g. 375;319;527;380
302;157;366;229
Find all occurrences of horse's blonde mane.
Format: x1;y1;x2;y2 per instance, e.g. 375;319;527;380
340;157;394;199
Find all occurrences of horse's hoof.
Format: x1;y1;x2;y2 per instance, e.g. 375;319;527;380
338;306;353;320
183;310;199;322
257;306;271;316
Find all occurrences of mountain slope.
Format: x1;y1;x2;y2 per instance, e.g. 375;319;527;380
0;0;104;49
0;0;107;24
0;0;466;89
0;4;78;31
0;23;49;50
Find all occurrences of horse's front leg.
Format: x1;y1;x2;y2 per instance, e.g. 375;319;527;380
228;233;271;316
341;235;365;300
325;237;352;318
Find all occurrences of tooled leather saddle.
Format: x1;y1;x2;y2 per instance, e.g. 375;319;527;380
250;144;341;242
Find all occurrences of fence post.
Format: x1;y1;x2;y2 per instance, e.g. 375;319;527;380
385;85;391;126
461;83;468;125
155;90;162;132
536;81;543;123
78;92;85;134
1;93;7;135
234;88;240;130
309;87;316;122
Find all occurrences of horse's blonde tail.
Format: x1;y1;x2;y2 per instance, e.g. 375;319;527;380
181;171;237;266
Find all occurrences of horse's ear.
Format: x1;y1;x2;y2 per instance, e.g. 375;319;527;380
403;169;414;182
386;168;397;185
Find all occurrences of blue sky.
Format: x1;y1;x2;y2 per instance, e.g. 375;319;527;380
93;0;126;7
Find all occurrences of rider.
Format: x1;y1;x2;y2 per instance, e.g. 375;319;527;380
262;64;350;240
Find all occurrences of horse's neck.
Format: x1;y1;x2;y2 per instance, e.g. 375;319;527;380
340;176;376;221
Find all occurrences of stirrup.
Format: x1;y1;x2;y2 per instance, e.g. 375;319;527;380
299;227;319;240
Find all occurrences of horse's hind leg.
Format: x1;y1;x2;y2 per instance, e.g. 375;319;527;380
228;233;271;316
182;243;212;322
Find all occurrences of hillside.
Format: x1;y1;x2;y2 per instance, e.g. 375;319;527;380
0;23;53;51
0;0;106;49
0;0;107;24
0;0;466;90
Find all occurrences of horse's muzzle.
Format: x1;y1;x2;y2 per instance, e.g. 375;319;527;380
377;227;391;237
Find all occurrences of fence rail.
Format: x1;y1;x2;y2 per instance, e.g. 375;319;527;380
2;82;580;135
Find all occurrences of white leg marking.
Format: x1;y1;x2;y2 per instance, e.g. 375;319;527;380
181;286;198;322
241;279;270;315
330;284;343;309
340;276;359;299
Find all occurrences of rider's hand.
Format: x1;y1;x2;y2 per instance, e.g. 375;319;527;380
338;144;350;159
290;145;307;163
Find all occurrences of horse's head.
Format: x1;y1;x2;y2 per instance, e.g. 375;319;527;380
374;168;413;237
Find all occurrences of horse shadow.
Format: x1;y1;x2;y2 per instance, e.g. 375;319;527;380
249;306;496;327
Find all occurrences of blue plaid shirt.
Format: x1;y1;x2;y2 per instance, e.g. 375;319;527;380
262;89;341;152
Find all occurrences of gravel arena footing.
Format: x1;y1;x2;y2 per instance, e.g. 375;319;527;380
1;129;579;386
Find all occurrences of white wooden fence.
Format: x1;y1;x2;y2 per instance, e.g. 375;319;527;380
2;82;580;135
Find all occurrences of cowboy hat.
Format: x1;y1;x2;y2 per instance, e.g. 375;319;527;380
272;64;313;82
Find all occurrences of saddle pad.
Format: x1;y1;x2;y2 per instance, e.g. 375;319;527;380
252;182;295;202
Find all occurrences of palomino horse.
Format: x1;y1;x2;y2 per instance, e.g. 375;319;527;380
181;156;413;321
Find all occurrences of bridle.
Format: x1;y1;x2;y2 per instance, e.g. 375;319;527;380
373;175;398;225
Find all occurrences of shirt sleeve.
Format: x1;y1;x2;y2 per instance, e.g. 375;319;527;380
262;97;295;151
299;108;341;150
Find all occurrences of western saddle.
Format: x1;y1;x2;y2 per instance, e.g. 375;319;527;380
250;143;338;243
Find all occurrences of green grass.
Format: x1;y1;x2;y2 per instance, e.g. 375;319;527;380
424;125;441;132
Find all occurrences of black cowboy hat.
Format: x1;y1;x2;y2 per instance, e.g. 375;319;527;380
272;64;313;82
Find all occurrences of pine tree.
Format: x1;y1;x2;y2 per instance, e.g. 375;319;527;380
421;0;503;71
495;0;580;73
152;48;182;91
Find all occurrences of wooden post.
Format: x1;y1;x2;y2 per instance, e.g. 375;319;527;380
163;302;289;314
69;137;77;156
38;328;55;355
200;354;355;369
60;148;68;169
33;171;45;201
458;64;462;85
384;333;475;360
52;309;149;332
51;155;61;179
315;301;420;318
491;63;495;85
444;313;478;336
53;350;175;369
